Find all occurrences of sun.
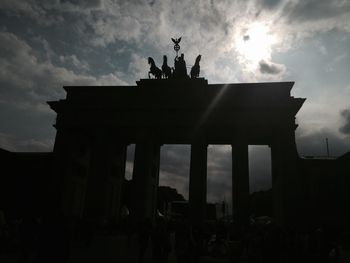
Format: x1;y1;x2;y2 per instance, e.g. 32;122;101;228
235;22;277;68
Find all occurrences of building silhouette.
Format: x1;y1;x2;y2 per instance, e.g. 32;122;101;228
1;78;349;232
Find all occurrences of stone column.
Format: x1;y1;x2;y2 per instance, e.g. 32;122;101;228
231;143;250;227
50;128;71;207
270;129;300;227
83;132;121;226
270;141;284;227
52;128;90;218
189;142;207;225
131;142;160;223
48;128;67;207
102;144;127;224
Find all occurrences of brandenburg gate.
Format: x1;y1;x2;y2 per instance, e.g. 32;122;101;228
48;78;305;228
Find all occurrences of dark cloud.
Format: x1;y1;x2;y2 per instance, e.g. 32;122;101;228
158;145;272;203
0;31;122;102
0;30;127;151
248;146;272;192
207;145;272;202
259;60;284;75
160;145;191;179
243;35;250;41
207;145;231;202
261;0;282;9
148;0;156;7
207;180;231;203
283;0;350;22
0;132;54;152
158;145;191;199
126;144;191;181
0;1;64;26
126;144;135;160
339;109;350;135
296;128;350;157
61;0;101;8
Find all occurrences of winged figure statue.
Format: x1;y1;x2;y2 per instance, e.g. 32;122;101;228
171;37;181;45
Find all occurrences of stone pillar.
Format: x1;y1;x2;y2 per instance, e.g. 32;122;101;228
102;144;127;224
131;142;160;223
84;133;111;225
84;133;126;226
50;128;71;207
189;142;207;225
52;128;90;218
270;129;300;227
231;143;250;227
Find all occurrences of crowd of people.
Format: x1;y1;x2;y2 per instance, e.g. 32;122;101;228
135;215;350;263
1;208;350;263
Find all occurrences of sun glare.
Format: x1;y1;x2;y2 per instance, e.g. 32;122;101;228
236;23;277;68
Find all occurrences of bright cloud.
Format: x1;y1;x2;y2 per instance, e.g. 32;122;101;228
235;22;278;69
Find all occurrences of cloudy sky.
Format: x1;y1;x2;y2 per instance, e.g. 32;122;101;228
1;0;350;203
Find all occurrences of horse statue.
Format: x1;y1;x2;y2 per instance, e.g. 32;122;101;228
162;55;172;79
148;57;162;79
190;54;201;79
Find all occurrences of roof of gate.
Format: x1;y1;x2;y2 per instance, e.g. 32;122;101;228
56;79;303;113
47;79;306;144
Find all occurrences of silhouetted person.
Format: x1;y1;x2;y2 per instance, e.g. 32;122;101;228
138;218;152;263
